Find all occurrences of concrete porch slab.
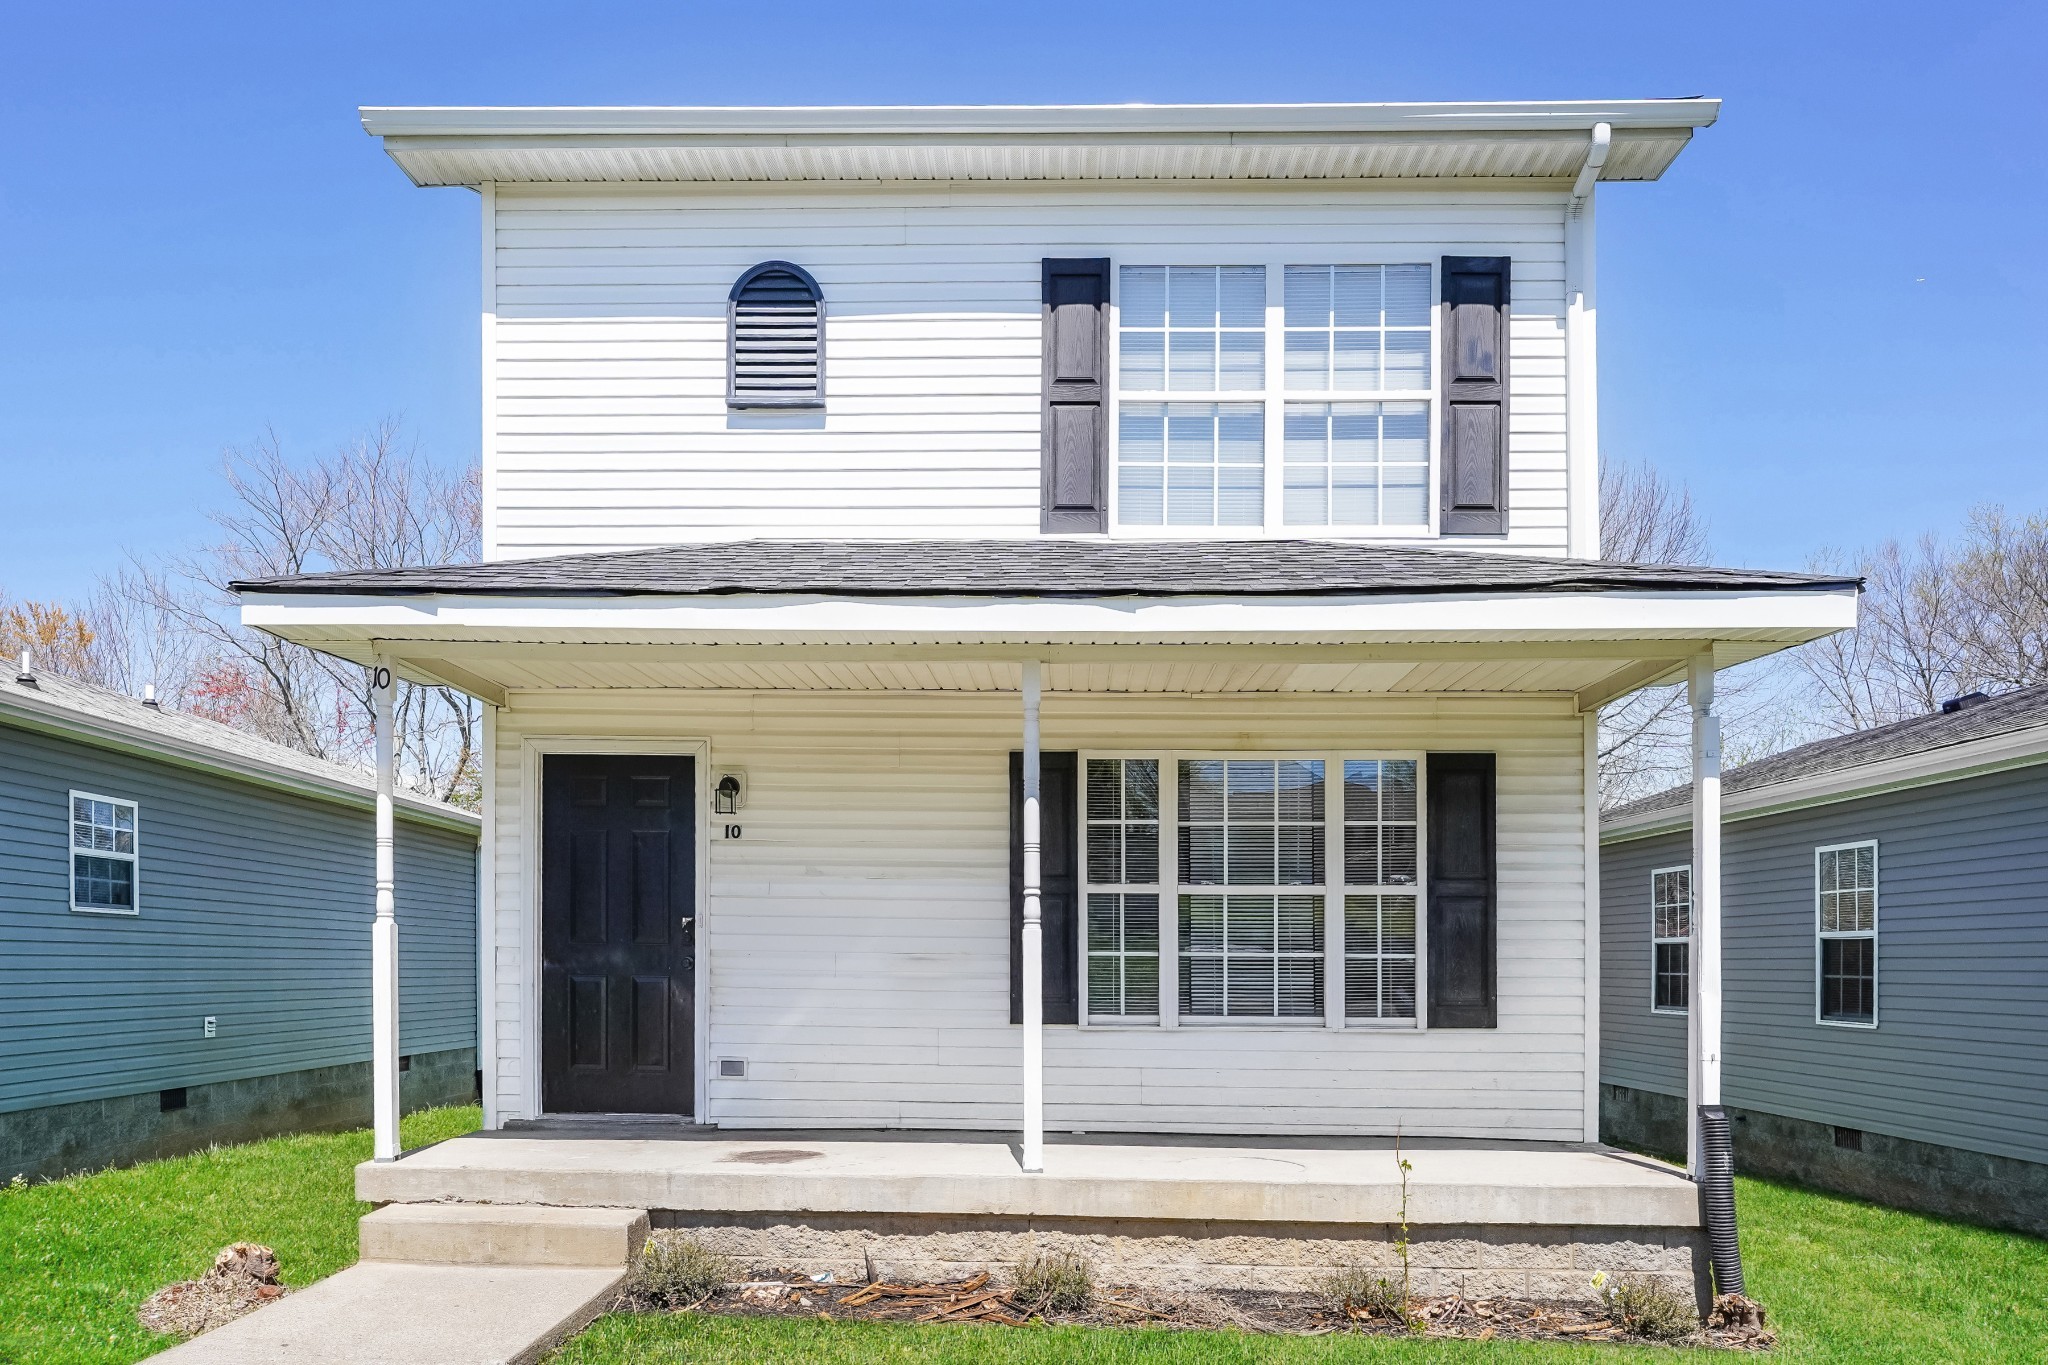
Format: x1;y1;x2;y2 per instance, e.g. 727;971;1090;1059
147;1261;623;1365
359;1128;1698;1229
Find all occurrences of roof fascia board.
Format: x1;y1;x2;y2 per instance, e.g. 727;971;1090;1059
0;692;479;835
361;100;1721;140
1600;724;2048;844
241;585;1857;643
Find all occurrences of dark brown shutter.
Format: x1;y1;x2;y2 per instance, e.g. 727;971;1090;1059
1010;750;1079;1024
1041;258;1110;532
1439;257;1509;535
1427;752;1497;1028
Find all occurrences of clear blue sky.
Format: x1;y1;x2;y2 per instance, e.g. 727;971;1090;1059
3;1;2043;600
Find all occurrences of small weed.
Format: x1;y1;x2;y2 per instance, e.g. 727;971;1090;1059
1009;1249;1094;1313
1600;1273;1699;1341
1312;1264;1405;1320
628;1236;733;1310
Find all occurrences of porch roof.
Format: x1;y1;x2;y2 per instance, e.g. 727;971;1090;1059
234;540;1857;708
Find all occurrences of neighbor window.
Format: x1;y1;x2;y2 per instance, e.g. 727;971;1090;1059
1114;262;1436;531
70;792;138;914
1650;866;1691;1015
1817;843;1877;1026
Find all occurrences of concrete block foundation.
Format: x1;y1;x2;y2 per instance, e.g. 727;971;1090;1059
1601;1082;2048;1240
650;1212;1704;1303
1;1046;477;1182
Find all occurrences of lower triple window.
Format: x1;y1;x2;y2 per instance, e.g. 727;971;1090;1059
1817;842;1877;1025
1081;753;1421;1026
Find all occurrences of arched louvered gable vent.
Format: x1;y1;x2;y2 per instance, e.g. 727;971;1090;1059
728;261;824;407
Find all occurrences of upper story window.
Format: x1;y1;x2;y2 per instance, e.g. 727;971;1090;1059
728;261;824;408
1651;865;1691;1015
1113;262;1437;532
71;792;138;914
1817;842;1877;1027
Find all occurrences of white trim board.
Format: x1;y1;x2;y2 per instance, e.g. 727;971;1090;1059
1601;723;2048;844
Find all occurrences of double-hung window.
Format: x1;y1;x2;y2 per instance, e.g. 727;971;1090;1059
1078;752;1423;1027
1650;866;1691;1015
1113;261;1436;533
70;792;138;914
1816;842;1877;1026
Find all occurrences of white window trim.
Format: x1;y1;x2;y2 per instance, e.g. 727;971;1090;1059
1107;256;1442;539
1077;748;1426;1030
68;789;140;917
1649;863;1690;1017
1814;840;1879;1030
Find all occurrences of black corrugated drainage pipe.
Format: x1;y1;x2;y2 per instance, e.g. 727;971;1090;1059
1697;1105;1745;1296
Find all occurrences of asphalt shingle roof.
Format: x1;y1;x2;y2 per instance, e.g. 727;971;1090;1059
1606;683;2048;827
232;539;1856;599
0;667;473;822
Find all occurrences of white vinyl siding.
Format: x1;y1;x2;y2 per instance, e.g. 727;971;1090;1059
1816;842;1878;1027
69;791;138;914
1650;865;1690;1015
485;185;1574;556
487;689;1591;1139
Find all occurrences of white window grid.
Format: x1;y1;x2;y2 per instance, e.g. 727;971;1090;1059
1110;257;1441;537
1341;759;1421;1024
1076;751;1426;1030
1650;865;1691;1016
1815;841;1878;1029
69;790;139;915
1083;757;1163;1020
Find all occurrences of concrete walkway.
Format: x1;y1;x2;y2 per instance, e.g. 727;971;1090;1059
148;1262;623;1365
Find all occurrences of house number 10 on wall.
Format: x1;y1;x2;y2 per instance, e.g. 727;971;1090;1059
722;824;742;839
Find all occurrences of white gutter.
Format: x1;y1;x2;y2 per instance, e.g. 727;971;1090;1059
361;100;1720;139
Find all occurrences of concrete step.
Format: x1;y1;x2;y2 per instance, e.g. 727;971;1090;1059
149;1262;624;1365
361;1203;648;1268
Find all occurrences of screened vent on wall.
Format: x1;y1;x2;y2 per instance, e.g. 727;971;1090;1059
728;260;824;408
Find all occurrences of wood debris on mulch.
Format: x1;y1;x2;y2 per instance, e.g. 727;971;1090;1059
137;1243;290;1338
664;1266;1776;1350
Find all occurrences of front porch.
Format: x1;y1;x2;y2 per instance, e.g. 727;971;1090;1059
359;1124;1703;1300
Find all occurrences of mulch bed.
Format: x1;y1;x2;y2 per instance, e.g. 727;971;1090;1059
628;1268;1777;1350
137;1243;291;1339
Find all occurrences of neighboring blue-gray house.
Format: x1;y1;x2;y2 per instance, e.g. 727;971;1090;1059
1601;686;2048;1237
1;660;480;1181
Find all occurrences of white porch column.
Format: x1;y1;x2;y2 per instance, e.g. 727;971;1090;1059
1687;654;1723;1178
1019;660;1045;1174
371;654;402;1162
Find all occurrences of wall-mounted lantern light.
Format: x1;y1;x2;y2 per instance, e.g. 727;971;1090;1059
714;771;746;815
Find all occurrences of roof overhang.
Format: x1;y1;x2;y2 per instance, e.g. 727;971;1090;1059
360;99;1719;188
1601;720;2048;843
0;685;479;834
239;584;1854;711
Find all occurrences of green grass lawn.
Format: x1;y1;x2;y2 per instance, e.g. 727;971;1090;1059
0;1105;480;1365
2;1110;2040;1365
549;1177;2048;1365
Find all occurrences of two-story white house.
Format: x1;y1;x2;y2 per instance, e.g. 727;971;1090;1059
235;102;1857;1299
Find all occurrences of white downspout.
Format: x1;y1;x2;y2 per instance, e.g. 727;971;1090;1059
1019;661;1045;1173
1566;122;1610;560
1687;653;1723;1178
371;653;402;1161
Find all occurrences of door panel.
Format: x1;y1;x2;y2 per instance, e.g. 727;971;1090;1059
542;754;696;1114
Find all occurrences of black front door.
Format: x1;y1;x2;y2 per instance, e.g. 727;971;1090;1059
541;754;696;1115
